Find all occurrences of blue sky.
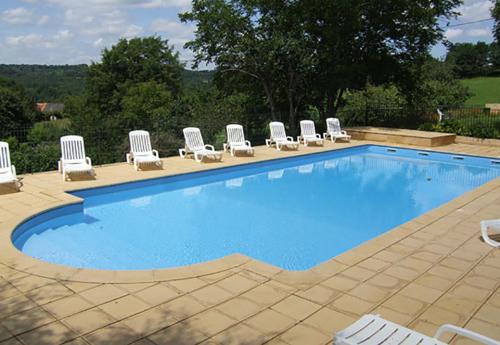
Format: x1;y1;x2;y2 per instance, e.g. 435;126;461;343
0;0;495;69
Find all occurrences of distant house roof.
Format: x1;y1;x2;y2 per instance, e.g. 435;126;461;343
36;103;65;113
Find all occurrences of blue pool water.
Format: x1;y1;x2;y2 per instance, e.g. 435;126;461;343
13;145;500;271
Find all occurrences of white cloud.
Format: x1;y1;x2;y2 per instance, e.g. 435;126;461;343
151;19;194;38
38;15;49;25
93;37;104;47
457;0;492;21
467;28;491;36
6;34;42;46
2;7;33;24
445;28;464;39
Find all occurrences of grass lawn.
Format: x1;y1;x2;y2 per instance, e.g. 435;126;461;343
461;77;500;106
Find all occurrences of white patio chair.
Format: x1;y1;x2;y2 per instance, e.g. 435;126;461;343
265;122;299;151
334;314;499;345
223;124;254;156
126;130;162;171
298;120;323;146
480;219;500;247
0;141;22;191
323;118;351;142
179;127;222;163
59;135;95;181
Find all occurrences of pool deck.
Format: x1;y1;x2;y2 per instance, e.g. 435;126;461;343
0;139;499;345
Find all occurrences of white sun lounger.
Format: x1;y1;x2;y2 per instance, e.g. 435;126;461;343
335;314;499;345
59;135;95;181
179;127;223;163
127;130;162;170
223;124;254;156
324;118;351;142
0;141;22;191
298;120;323;146
480;219;500;247
266;122;299;151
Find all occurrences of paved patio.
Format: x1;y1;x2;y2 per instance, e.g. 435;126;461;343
0;139;499;345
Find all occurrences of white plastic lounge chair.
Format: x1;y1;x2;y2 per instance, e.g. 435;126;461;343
223;124;254;156
324;118;351;142
298;120;323;146
480;219;500;247
126;130;162;171
179;127;223;163
266;122;299;151
334;314;499;345
59;135;95;181
0;141;22;191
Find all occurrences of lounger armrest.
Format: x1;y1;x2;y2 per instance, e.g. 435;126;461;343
286;136;294;142
245;140;252;147
86;157;92;166
152;149;159;158
223;143;228;152
179;148;186;158
341;130;348;135
435;324;500;345
11;165;17;179
315;133;321;139
205;144;215;151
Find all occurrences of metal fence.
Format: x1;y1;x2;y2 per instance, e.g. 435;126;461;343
2;106;499;175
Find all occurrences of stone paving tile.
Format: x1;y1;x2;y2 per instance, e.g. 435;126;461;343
295;284;342;305
215;297;263;321
190;284;235;307
17;321;76;345
99;295;151;320
243;309;296;337
167;278;207;293
148;321;208;345
398;283;443;304
159;295;206;321
24;282;73;305
43;294;94;319
271;295;322;321
328;294;375;316
79;284;128;306
84;323;141;345
240;283;290;308
210;323;269;345
277;324;330;345
62;308;116;335
1;307;56;335
302;307;356;335
215;273;260;295
133;283;182;306
121;306;177;336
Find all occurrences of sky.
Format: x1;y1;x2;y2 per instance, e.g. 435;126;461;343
0;0;496;69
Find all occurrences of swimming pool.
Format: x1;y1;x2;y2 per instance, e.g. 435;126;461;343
12;145;500;271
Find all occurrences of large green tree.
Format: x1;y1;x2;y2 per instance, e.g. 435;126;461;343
493;0;500;42
446;42;491;77
181;0;461;129
86;36;183;118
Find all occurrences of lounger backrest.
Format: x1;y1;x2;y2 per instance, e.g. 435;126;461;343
270;122;287;140
129;130;153;155
60;135;86;163
300;120;316;136
327;118;342;134
0;141;12;173
183;127;205;151
226;124;245;145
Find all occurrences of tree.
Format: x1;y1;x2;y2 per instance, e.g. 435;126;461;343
0;78;38;133
86;36;183;118
181;0;462;129
493;0;500;42
446;42;491;77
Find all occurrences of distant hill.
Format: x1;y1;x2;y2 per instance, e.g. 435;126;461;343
0;64;214;102
0;64;88;102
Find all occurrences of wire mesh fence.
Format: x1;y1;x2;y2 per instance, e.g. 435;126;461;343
2;106;499;175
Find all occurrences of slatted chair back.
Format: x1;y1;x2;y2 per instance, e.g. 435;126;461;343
300;120;317;137
269;122;287;140
326;118;342;135
226;124;246;145
183;127;205;151
0;142;12;173
60;136;86;163
130;130;153;155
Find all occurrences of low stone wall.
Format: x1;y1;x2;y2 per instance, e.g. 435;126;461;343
455;135;500;147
